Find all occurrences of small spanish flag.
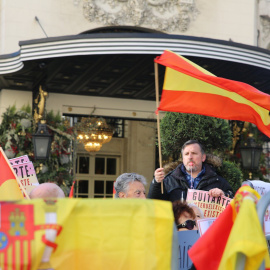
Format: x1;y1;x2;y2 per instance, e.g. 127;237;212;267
155;50;270;137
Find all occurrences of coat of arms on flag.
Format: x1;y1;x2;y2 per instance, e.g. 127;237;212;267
0;200;62;269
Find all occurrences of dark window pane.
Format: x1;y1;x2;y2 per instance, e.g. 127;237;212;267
106;118;124;138
94;195;105;198
106;195;113;198
95;158;105;174
78;180;88;193
78;195;89;198
94;180;104;193
107;158;116;175
78;157;89;174
106;181;114;195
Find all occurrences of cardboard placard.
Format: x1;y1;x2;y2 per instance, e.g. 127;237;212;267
9;155;30;165
9;156;39;197
248;180;270;235
186;189;231;218
197;218;216;236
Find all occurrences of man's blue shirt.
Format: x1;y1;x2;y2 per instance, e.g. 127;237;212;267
181;164;205;189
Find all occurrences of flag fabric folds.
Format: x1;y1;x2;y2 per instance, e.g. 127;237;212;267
0;147;24;200
155;50;270;137
0;198;177;270
188;186;270;270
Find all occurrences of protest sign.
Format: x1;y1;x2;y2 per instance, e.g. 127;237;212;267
186;189;231;218
9;155;39;197
197;218;216;236
178;230;200;270
246;180;270;235
9;155;30;165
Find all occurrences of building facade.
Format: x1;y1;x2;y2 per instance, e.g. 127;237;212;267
0;0;270;197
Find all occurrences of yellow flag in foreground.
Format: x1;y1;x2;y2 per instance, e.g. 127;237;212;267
219;196;270;270
189;186;270;270
0;198;176;270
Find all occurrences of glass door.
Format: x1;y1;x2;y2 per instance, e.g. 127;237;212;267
75;154;120;198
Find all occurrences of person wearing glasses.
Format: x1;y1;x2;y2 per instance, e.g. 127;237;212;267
114;173;147;199
148;139;233;202
173;201;197;231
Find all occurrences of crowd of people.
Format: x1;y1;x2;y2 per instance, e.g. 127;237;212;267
112;139;232;231
29;139;233;234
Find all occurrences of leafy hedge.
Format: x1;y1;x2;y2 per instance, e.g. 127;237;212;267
160;112;232;158
217;160;243;194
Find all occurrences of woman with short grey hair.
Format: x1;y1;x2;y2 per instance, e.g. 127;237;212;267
114;173;147;199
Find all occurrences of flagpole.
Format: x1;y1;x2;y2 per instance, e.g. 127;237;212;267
0;147;30;199
154;62;163;194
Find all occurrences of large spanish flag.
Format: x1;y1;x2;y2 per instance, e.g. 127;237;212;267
155;50;270;137
0;147;24;200
1;198;178;270
188;186;270;270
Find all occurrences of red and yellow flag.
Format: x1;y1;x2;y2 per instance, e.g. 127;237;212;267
0;147;24;200
155;50;270;137
188;186;270;270
1;198;176;270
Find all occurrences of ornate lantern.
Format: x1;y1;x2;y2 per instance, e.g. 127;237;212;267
32;121;52;160
240;136;262;179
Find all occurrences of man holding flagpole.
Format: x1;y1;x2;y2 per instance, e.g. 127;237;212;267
148;140;233;202
148;48;268;202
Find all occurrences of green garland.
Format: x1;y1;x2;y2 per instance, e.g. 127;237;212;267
0;105;75;195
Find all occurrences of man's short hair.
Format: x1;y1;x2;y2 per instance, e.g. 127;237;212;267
181;139;205;156
114;173;147;198
29;183;65;199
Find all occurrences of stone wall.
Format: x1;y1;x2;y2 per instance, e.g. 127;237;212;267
0;0;259;54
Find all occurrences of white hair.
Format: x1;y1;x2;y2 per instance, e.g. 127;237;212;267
114;173;147;198
188;203;204;218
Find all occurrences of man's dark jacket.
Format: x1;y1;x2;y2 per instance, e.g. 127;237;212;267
147;163;234;202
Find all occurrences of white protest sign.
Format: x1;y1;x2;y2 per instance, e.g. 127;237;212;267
9;155;30;165
9;156;39;197
186;189;231;218
246;180;270;235
197;218;216;236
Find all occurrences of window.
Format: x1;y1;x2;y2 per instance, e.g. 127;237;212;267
75;155;119;198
